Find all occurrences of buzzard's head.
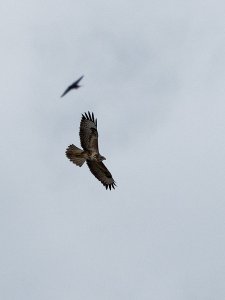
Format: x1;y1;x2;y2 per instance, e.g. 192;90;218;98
99;155;106;161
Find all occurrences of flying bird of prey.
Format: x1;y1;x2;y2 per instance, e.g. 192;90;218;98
66;112;116;190
61;75;84;97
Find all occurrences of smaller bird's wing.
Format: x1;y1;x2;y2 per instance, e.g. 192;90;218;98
73;75;84;86
61;86;71;97
61;75;84;97
86;161;116;190
80;112;98;152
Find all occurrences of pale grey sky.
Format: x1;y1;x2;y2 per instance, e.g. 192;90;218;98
1;0;225;299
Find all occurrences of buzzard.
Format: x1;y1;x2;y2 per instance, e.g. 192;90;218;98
61;75;84;97
66;112;116;190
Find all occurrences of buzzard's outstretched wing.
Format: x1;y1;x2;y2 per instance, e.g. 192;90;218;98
86;161;116;190
80;112;98;152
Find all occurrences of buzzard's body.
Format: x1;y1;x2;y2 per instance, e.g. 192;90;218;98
66;112;116;190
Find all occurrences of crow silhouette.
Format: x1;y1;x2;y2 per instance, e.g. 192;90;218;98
61;75;84;97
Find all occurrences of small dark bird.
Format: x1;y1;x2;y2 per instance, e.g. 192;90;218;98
61;75;84;97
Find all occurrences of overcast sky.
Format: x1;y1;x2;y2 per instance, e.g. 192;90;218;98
1;0;225;299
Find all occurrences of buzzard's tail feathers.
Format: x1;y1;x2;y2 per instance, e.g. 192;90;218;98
66;144;86;167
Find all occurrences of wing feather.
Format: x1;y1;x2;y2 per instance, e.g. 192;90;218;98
80;111;98;152
86;161;116;190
